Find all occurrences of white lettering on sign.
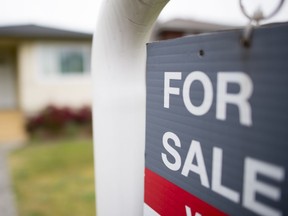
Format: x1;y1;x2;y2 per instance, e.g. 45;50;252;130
216;72;253;126
185;205;202;216
162;131;182;171
183;71;213;116
164;71;253;126
243;158;285;216
181;140;210;188
212;147;240;203
164;72;182;108
161;131;285;216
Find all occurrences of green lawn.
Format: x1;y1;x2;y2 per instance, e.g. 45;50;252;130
8;139;96;216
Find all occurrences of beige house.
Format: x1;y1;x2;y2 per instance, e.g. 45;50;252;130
0;24;93;143
0;20;233;143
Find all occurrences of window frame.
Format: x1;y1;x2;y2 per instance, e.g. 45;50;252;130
37;42;91;80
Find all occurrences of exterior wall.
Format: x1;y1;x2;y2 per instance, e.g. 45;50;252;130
18;41;93;115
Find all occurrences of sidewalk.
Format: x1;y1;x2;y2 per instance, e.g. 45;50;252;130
0;144;18;216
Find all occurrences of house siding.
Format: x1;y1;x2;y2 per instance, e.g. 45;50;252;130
18;41;93;116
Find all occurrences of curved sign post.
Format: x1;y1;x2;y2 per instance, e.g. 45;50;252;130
91;1;169;215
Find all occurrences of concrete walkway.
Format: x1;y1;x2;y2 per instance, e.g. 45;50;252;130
0;144;18;216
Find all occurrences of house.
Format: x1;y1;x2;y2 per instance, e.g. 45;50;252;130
151;18;235;40
0;24;93;143
0;20;234;143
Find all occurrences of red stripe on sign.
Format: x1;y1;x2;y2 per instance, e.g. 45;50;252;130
144;168;227;216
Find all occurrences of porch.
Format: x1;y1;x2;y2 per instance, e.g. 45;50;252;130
0;110;27;144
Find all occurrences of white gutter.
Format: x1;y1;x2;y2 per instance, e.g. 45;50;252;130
91;0;169;215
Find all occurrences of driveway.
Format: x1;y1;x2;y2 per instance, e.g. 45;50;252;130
0;144;18;216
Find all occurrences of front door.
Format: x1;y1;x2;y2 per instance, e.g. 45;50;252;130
0;49;17;109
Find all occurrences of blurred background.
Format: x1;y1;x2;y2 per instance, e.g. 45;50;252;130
0;0;288;216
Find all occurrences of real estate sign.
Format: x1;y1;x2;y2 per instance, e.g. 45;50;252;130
144;23;288;216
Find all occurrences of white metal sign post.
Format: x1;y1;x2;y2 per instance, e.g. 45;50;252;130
91;0;169;215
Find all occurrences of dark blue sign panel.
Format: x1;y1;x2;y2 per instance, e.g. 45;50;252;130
144;23;288;216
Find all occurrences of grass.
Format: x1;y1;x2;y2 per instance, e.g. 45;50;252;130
8;139;96;216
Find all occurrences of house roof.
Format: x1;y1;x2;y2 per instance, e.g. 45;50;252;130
0;24;92;40
155;18;237;34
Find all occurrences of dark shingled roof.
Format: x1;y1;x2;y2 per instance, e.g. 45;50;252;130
0;24;92;40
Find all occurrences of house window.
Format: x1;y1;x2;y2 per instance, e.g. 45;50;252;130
39;44;91;78
60;51;85;74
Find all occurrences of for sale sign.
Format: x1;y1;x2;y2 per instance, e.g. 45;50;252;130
144;23;288;216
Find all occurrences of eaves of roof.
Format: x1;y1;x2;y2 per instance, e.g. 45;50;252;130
0;24;92;40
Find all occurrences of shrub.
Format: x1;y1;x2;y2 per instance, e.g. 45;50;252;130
26;105;92;139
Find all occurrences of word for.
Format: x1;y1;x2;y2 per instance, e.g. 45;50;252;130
164;71;253;126
161;131;285;216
